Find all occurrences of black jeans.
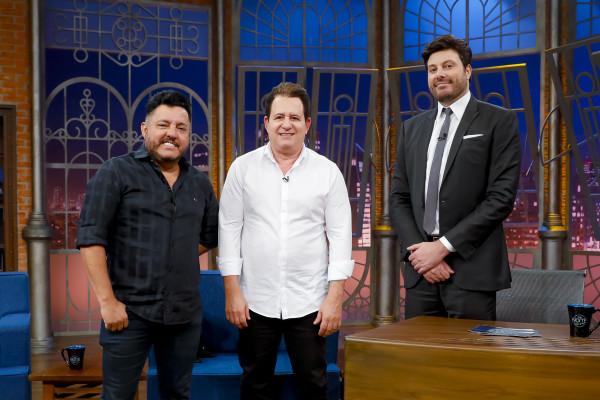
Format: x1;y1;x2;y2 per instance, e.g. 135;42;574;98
239;310;327;400
99;310;202;400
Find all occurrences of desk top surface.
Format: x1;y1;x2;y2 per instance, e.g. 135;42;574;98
346;316;600;355
29;335;103;382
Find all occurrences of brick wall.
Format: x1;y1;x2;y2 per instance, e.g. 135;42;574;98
0;0;32;272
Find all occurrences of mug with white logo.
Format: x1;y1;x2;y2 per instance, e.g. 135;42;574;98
61;344;86;370
567;304;600;338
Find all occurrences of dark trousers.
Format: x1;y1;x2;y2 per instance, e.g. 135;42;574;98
405;276;496;320
99;310;202;400
239;310;327;400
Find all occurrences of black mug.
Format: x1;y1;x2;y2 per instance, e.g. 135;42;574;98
61;344;86;370
567;304;600;338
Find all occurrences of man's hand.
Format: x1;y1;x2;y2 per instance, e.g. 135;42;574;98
224;276;250;329
80;245;128;332
314;280;344;337
100;298;128;332
408;241;450;275
423;260;454;284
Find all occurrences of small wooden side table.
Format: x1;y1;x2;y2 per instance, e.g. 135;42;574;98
29;335;145;400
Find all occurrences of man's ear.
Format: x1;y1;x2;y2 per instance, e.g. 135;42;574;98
140;121;147;139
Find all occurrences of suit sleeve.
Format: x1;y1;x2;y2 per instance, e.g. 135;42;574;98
444;109;521;259
389;121;426;261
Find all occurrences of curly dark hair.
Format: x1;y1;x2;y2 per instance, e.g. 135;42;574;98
422;35;472;68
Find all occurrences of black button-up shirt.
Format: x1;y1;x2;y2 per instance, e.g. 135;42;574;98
76;148;218;325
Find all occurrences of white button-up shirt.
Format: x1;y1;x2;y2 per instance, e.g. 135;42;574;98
218;144;354;319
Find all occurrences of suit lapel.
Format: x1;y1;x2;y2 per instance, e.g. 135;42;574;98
441;97;480;183
415;109;437;207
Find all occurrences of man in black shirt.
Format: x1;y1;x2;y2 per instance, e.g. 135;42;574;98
77;91;218;400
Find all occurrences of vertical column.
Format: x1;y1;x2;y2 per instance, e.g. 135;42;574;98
372;0;398;326
23;0;54;352
217;0;225;191
540;0;567;270
372;226;398;325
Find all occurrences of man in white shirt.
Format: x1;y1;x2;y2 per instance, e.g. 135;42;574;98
218;82;354;399
390;35;521;320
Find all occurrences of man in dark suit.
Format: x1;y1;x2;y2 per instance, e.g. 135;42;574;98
390;35;521;320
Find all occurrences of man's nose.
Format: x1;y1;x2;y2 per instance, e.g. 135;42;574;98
434;69;447;79
166;123;178;136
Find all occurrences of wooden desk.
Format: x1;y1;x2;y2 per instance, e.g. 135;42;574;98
344;316;600;400
29;335;145;400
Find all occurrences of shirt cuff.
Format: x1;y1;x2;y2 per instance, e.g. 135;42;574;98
439;236;456;252
217;257;243;276
327;260;355;281
76;226;109;249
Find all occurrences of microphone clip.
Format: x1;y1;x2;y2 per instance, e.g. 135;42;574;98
282;176;289;183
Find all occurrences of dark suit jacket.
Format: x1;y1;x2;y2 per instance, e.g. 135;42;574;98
390;96;521;291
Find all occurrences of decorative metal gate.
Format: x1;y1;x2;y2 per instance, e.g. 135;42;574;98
44;0;212;333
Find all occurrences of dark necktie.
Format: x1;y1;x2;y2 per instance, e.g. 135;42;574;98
423;107;453;234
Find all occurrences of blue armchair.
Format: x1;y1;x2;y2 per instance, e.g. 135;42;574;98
0;272;31;400
148;270;341;399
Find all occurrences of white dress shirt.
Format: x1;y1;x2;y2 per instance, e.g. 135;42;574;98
424;91;471;251
218;144;354;319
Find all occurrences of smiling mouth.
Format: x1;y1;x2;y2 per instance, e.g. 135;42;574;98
160;141;178;148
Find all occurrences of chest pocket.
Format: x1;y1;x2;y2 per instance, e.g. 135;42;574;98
458;133;490;167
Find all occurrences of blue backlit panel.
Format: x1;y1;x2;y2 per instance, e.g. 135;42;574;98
401;0;536;62
46;0;209;60
239;0;371;64
575;1;600;39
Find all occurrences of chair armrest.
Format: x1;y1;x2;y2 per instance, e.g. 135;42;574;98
0;273;30;318
0;313;30;368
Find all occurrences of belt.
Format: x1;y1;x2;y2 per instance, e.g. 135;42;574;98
426;235;440;241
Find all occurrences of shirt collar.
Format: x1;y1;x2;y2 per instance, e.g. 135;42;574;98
263;142;308;166
437;90;471;122
134;147;151;159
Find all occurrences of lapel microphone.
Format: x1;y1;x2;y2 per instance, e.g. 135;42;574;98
282;176;289;182
437;132;448;141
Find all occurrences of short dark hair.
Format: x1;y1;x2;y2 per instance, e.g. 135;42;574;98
264;82;311;120
422;35;472;68
145;91;191;120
